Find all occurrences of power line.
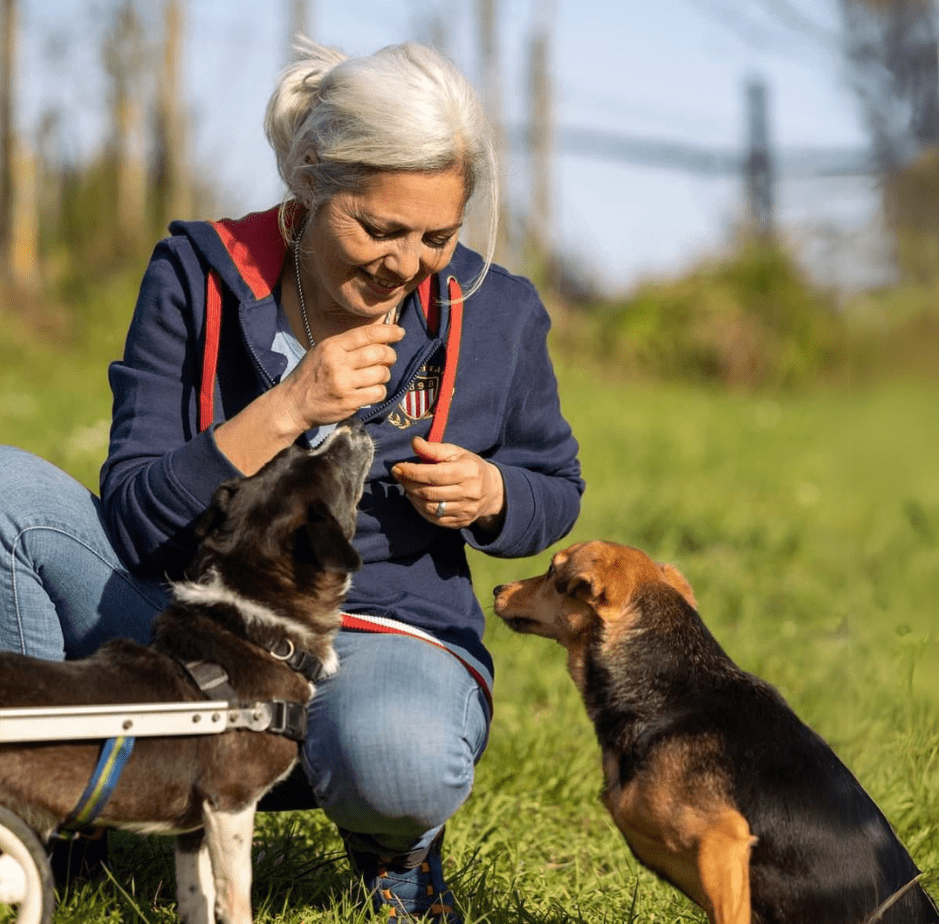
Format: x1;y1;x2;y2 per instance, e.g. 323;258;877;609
751;0;841;45
679;0;842;57
679;0;800;50
509;124;875;179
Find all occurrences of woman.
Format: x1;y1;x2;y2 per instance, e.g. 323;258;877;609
0;40;583;921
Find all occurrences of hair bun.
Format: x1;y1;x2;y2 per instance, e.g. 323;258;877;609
264;39;347;173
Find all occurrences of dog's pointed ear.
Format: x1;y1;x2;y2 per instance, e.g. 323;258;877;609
294;501;362;573
192;481;240;540
656;562;697;608
556;568;603;607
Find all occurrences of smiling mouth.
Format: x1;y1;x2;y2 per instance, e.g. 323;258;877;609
360;270;402;294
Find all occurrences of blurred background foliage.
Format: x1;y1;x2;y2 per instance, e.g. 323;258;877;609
0;4;937;919
0;0;937;394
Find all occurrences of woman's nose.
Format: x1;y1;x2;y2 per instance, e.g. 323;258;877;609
383;237;423;281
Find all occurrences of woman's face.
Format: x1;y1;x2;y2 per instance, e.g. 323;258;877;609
300;167;466;325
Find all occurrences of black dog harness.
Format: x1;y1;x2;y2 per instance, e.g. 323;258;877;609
181;657;311;742
49;646;320;834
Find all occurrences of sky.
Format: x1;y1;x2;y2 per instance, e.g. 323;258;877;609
15;0;882;294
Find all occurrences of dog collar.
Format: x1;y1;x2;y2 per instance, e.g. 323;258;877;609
267;638;329;682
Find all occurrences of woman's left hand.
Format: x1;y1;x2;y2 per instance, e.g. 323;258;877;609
391;436;506;535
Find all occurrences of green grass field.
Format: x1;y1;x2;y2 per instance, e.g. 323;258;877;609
2;302;938;921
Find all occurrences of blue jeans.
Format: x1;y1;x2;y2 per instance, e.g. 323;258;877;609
0;446;491;857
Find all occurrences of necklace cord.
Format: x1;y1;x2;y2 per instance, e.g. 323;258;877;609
294;248;316;349
293;246;403;353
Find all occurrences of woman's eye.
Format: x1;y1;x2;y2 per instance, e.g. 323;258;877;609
361;221;454;249
363;224;391;241
424;233;455;250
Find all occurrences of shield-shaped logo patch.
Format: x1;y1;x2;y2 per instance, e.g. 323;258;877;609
388;364;443;430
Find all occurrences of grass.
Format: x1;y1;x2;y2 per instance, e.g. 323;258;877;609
1;296;939;921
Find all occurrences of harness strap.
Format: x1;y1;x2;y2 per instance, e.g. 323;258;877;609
182;660;309;742
60;736;135;832
183;659;237;700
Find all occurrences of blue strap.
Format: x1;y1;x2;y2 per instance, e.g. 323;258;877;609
61;736;136;831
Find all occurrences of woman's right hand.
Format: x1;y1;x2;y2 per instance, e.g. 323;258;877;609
215;323;403;476
280;323;405;430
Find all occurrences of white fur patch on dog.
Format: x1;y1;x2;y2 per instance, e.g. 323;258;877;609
319;646;339;677
171;570;339;665
172;572;286;632
175;831;216;924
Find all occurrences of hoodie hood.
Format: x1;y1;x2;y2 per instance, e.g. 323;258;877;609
169;205;296;306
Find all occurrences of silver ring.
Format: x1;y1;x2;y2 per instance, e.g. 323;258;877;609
434;501;447;518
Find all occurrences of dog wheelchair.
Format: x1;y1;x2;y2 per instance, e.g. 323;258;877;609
0;698;311;924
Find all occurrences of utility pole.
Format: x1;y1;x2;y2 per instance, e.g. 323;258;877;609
288;0;313;51
744;78;774;239
527;3;554;274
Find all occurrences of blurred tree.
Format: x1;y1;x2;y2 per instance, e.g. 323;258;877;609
103;0;147;249
840;0;938;170
0;0;15;277
840;0;939;280
153;0;190;228
0;0;38;289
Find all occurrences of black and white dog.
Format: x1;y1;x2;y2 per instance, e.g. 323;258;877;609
0;421;373;924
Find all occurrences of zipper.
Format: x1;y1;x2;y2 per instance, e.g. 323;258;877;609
238;301;278;391
234;300;444;429
358;339;444;424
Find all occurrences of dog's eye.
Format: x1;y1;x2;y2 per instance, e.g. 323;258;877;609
546;562;556;578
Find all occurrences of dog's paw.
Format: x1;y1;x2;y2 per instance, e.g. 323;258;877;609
320;646;339;678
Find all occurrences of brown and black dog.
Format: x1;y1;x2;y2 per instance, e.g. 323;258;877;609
0;422;373;924
493;540;939;924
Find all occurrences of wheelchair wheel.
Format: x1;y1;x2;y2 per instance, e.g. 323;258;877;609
0;806;53;924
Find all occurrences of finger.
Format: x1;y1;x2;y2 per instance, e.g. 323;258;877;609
392;459;464;489
344;342;400;371
427;498;455;522
349;361;393;390
334;323;406;351
315;334;399;372
410;436;460;464
353;385;389;409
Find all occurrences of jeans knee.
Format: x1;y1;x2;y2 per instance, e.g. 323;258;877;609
0;446;45;486
305;691;481;840
301;634;491;849
327;723;472;837
0;447;79;531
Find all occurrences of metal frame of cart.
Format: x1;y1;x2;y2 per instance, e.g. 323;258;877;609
0;700;289;924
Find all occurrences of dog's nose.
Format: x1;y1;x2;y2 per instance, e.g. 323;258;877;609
493;585;504;595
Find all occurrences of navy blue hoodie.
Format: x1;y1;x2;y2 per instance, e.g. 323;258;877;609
101;207;583;682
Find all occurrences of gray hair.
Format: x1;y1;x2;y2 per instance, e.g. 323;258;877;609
264;39;499;299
